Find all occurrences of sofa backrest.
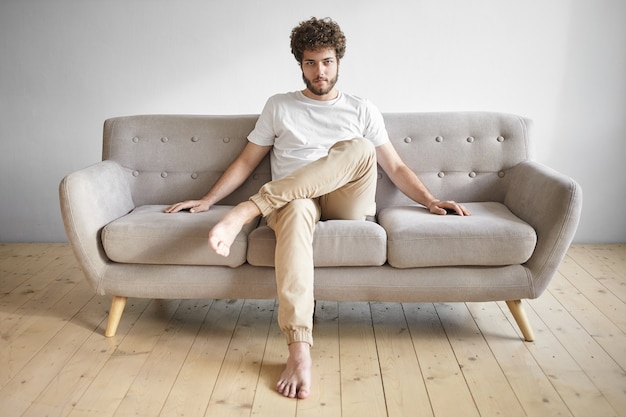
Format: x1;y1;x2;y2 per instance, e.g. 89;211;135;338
102;112;531;210
378;112;532;210
103;114;271;207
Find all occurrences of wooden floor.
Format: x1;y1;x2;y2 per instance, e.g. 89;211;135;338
0;243;624;417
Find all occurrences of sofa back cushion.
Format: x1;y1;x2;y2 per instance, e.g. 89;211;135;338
103;112;531;210
103;115;271;207
378;112;532;210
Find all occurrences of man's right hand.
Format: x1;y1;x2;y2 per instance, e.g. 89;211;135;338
164;200;210;213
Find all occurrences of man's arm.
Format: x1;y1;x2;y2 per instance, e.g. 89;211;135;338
165;142;272;213
375;141;470;216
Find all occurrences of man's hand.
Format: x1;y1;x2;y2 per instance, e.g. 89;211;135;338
164;200;210;214
427;200;471;216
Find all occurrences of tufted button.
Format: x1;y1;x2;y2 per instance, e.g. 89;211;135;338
404;137;412;143
437;171;445;178
131;137;139;143
161;172;168;178
191;173;198;179
223;137;231;143
435;136;443;142
467;136;474;143
377;173;383;180
469;171;477;178
252;174;260;180
497;136;505;142
191;136;199;142
132;170;139;177
161;137;169;143
498;171;506;178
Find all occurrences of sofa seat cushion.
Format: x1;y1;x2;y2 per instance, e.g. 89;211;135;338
247;220;387;267
102;205;258;267
378;202;536;268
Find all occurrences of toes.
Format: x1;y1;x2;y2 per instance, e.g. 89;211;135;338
276;381;295;398
217;242;230;257
298;387;310;399
276;380;286;394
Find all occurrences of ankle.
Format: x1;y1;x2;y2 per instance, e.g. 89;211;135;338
236;200;261;223
288;342;311;360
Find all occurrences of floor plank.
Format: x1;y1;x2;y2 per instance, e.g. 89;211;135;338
403;302;480;417
569;245;626;302
203;299;274;417
559;254;626;333
525;295;620;417
0;243;624;417
113;299;212;417
296;301;342;417
0;283;98;417
532;288;625;415
550;270;626;371
66;299;181;417
370;302;433;417
338;302;387;417
435;302;527;417
472;301;573;416
23;298;151;417
251;301;298;416
0;263;86;389
159;298;243;417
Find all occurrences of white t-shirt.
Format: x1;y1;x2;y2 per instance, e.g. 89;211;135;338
248;91;389;180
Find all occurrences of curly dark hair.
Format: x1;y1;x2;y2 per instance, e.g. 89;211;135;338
290;17;346;64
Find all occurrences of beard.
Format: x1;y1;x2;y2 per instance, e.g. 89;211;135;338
302;70;339;97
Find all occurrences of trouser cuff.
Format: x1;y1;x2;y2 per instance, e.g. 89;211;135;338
285;328;314;347
249;193;273;217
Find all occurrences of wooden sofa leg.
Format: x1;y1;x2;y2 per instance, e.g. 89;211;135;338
105;296;127;337
505;300;535;342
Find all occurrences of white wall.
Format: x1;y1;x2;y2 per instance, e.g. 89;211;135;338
1;0;624;243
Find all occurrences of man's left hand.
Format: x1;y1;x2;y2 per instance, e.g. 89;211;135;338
427;200;471;216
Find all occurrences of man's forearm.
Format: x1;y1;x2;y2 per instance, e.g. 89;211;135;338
388;165;439;207
198;142;272;207
388;164;470;216
200;161;253;206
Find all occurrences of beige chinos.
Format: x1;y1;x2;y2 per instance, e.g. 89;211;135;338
249;138;378;346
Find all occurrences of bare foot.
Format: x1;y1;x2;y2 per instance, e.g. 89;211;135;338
208;201;260;257
276;342;312;399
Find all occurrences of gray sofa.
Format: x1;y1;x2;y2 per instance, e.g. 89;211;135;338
59;112;582;341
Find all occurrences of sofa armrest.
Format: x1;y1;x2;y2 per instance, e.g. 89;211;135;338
59;160;135;294
504;160;583;296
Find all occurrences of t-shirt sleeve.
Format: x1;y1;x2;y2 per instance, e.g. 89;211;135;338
248;97;276;146
363;100;389;147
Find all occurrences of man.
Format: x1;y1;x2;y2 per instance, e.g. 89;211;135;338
165;17;470;399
